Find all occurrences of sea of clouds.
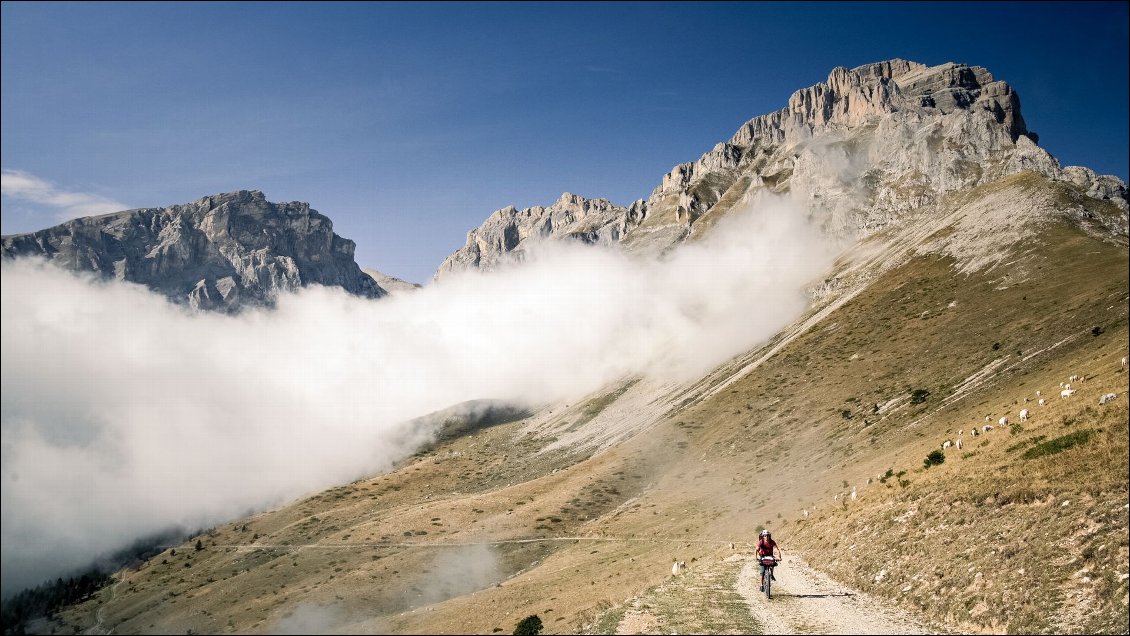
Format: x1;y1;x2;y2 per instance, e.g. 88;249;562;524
1;193;837;594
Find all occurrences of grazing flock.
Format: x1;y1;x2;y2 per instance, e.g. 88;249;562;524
802;356;1126;521
935;362;1124;452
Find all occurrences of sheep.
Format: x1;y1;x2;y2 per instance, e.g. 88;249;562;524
1061;388;1076;399
984;416;991;422
1122;356;1127;369
971;427;980;437
1038;399;1047;406
1019;409;1030;422
942;440;952;449
803;509;810;519
1036;390;1041;397
850;487;857;502
672;560;685;575
729;542;735;550
998;416;1009;427
955;438;963;450
984;424;995;432
1099;393;1117;405
1069;374;1080;382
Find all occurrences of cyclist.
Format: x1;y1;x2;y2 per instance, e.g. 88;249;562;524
757;529;783;591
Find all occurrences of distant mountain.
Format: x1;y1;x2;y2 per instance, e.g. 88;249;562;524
362;267;421;295
436;59;1127;277
1;190;385;311
434;192;646;278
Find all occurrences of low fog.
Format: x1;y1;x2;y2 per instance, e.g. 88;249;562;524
0;194;835;593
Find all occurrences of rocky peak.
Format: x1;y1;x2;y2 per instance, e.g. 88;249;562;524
434;192;645;278
437;59;1126;276
2;190;385;311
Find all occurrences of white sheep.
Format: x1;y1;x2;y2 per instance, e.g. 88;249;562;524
984;424;995;432
803;509;809;519
955;438;963;450
1061;388;1076;399
672;560;685;575
971;427;980;437
1099;393;1117;405
850;487;857;502
1069;374;1080;382
942;440;952;449
998;416;1008;427
1019;409;1029;421
1038;399;1047;406
1122;356;1127;369
1036;390;1041;397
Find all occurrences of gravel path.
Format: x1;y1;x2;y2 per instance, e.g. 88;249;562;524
735;554;939;635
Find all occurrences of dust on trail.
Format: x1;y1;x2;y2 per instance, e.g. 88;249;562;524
735;554;940;635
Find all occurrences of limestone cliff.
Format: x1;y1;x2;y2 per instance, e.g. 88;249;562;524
1;190;385;311
434;192;646;277
436;59;1128;276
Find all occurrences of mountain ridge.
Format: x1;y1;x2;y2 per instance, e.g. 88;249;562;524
435;59;1127;279
1;189;385;311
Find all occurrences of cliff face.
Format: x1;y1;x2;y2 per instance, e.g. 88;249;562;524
436;59;1128;276
434;192;646;277
2;190;385;311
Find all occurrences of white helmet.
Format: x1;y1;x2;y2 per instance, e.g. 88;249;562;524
759;529;770;537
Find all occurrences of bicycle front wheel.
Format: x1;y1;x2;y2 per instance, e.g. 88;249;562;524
765;568;772;600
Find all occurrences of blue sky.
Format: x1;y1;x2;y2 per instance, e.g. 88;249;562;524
2;1;1127;283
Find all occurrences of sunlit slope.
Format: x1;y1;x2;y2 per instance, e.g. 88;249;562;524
55;173;1127;635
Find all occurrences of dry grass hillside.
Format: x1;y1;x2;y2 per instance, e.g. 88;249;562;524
50;174;1128;635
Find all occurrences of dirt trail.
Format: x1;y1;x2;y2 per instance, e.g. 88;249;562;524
735;554;939;635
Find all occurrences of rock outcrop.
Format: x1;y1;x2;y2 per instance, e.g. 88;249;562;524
435;192;646;277
437;59;1128;276
2;190;385;311
362;268;421;295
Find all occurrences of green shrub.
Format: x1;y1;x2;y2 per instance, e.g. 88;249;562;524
923;449;945;468
1021;430;1093;459
514;614;543;635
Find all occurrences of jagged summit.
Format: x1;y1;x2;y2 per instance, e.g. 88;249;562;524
434;191;646;278
2;189;385;310
437;59;1127;278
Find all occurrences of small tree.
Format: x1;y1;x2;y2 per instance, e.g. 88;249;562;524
910;389;930;404
923;449;945;468
513;614;543;635
195;539;204;551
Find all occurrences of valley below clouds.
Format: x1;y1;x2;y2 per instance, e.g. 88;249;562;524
0;193;833;593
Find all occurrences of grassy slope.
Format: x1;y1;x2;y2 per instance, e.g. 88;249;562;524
52;176;1128;635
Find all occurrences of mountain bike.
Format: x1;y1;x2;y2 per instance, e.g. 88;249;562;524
759;555;779;599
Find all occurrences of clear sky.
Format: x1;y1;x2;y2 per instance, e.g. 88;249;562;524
2;1;1127;283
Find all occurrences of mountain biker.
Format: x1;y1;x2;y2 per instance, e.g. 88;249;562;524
757;529;783;591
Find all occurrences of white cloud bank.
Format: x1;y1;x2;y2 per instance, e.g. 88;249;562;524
0;193;836;593
1;169;129;225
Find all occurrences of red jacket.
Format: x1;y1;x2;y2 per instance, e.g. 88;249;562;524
757;537;778;557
